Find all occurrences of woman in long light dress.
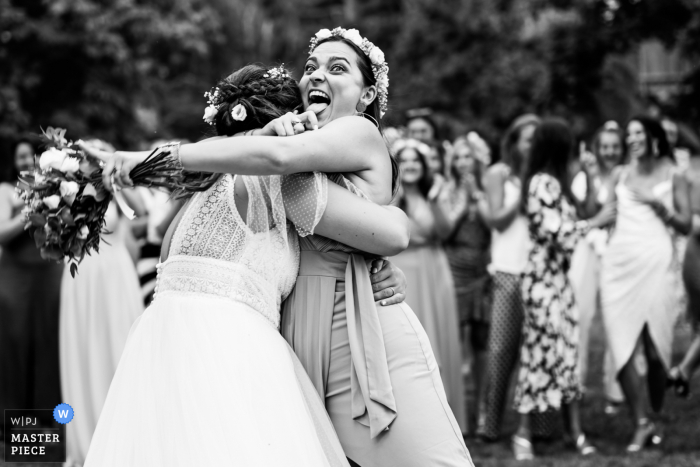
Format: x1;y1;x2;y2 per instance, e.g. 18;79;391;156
60;200;144;467
568;122;624;395
80;65;412;467
600;116;692;451
390;138;467;434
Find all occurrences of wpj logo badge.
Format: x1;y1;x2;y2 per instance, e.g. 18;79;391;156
3;405;70;463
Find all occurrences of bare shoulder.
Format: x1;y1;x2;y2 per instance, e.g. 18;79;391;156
323;116;386;146
0;183;14;198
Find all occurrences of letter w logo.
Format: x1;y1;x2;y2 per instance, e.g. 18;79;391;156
58;410;69;418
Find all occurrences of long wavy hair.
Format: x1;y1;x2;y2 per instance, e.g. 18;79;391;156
313;35;400;196
520;118;576;213
627;115;674;162
394;139;433;212
500;114;540;177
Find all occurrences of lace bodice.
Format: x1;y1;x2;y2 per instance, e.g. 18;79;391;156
155;173;327;328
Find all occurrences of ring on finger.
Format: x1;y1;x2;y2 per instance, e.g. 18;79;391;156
387;287;395;297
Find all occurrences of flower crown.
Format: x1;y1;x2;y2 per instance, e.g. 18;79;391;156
309;27;389;118
202;65;293;125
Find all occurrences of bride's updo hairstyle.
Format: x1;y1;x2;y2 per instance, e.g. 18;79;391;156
309;28;399;195
207;64;302;136
175;64;302;198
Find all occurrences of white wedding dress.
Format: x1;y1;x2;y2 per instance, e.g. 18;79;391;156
84;173;349;467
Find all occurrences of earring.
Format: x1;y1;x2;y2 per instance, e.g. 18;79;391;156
356;101;367;113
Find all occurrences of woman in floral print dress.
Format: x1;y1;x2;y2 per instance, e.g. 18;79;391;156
510;119;615;460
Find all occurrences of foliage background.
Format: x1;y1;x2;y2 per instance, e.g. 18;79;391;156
1;0;700;173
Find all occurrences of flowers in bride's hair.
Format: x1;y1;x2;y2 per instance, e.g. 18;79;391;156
230;104;247;122
369;47;385;66
60;157;81;174
82;183;98;198
343;28;364;47
59;181;79;198
203;105;218;125
39;147;68;171
43;194;61;210
315;28;332;40
77;225;89;240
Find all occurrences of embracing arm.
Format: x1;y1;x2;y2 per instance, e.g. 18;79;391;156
287;180;410;257
180;117;383;176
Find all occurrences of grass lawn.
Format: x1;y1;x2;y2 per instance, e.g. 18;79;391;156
1;310;698;466
467;310;700;466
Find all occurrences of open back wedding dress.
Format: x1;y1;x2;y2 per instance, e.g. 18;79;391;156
84;173;349;467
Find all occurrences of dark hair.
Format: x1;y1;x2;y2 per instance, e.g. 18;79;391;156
177;64;303;196
2;137;37;184
406;109;439;142
590;124;625;166
500;114;540;178
313;35;400;195
626;115;673;162
212;64;302;136
521;118;576;213
395;141;433;211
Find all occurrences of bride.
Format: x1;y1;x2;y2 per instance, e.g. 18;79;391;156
80;64;409;466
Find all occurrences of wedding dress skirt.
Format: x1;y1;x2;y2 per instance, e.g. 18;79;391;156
84;256;348;467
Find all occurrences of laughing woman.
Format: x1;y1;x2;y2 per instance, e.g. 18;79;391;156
85;28;472;467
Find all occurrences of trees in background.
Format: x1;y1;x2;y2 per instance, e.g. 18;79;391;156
1;0;699;165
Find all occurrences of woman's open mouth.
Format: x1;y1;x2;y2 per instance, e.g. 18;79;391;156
308;90;331;115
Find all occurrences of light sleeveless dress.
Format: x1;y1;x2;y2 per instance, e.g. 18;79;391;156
59;203;144;466
281;174;473;467
84;173;349;467
601;168;680;373
390;191;467;434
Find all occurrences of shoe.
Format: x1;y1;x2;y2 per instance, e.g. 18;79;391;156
626;418;662;453
668;367;690;399
512;434;534;461
572;434;597;456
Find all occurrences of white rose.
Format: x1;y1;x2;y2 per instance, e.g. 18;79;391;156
43;194;61;210
39;148;67;171
59;181;79;198
59;157;80;174
369;47;385;65
203;105;218;124
343;28;364;47
377;74;389;88
82;183;97;198
230;104;247;122
77;225;89;240
315;28;332;40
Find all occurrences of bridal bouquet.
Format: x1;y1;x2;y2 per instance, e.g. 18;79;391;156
17;127;184;276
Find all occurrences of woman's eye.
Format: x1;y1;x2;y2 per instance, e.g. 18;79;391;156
304;64;315;73
331;64;345;72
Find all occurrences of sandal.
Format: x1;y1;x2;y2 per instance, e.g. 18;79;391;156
512;434;534;461
668;367;691;399
573;434;597;456
626;418;662;453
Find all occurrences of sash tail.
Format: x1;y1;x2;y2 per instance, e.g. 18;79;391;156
345;254;397;438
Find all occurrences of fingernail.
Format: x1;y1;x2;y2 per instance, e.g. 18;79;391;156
380;301;386;306
313;125;318;130
371;268;377;274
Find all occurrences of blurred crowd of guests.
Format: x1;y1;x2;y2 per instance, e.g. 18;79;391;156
0;138;181;466
386;109;700;460
1;110;700;463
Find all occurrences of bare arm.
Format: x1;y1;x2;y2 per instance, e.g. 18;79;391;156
288;180;410;257
0;184;26;246
478;165;520;232
671;171;692;235
180;117;383;176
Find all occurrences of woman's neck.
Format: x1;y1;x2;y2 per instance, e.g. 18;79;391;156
635;156;658;174
402;182;420;195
